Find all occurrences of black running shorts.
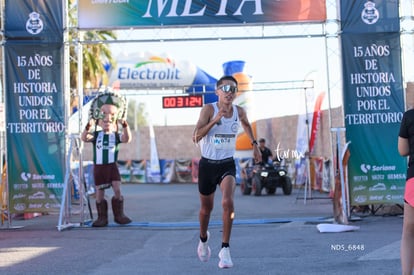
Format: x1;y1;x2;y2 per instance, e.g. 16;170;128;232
198;157;236;195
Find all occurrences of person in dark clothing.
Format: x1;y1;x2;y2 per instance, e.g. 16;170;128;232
398;108;414;275
258;138;273;165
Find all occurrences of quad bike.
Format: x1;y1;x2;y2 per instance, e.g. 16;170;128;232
240;161;293;196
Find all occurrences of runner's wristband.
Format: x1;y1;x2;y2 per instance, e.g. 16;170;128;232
122;121;128;128
251;140;258;146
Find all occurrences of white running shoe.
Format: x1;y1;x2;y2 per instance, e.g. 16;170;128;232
218;247;233;268
197;231;211;262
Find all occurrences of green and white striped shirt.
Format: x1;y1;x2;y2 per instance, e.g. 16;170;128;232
93;131;121;165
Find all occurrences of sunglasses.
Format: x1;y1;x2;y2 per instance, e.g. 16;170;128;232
218;85;238;93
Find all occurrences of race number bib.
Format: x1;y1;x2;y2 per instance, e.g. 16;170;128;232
213;134;236;150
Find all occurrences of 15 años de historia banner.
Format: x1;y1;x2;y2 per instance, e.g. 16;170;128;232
341;1;406;206
5;44;65;213
4;0;65;213
342;33;406;205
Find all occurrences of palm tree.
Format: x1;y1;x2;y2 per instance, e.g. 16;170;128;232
66;1;148;127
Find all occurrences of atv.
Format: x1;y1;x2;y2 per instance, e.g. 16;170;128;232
240;161;293;196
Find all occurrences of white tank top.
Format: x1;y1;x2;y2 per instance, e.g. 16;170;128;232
200;102;240;160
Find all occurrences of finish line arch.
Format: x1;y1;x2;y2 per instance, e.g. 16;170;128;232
3;0;356;230
2;0;413;229
61;0;332;231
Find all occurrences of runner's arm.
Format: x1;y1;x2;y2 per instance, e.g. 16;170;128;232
237;106;261;163
192;104;218;143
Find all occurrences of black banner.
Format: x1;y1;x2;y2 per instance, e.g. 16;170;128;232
341;0;399;34
340;0;405;206
341;33;405;205
4;0;65;213
5;43;65;213
5;0;63;42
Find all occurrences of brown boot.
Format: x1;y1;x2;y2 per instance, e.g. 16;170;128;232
92;199;108;227
111;196;132;225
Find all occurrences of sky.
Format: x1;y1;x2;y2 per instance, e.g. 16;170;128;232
109;30;337;126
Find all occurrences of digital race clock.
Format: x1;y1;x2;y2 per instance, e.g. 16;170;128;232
162;94;203;108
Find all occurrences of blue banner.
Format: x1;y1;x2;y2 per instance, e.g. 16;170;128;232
5;43;65;213
5;0;63;42
341;32;406;205
78;0;326;30
341;0;399;34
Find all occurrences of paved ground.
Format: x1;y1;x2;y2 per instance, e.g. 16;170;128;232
0;183;404;275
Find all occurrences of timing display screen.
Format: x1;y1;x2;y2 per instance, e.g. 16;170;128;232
162;94;203;108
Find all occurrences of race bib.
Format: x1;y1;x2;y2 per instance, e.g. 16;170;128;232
213;134;236;150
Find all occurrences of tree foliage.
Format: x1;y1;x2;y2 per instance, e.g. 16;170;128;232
67;1;148;127
67;1;116;92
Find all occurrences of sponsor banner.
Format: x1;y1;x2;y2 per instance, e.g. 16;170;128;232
294;88;322;185
71;161;95;197
117;160;131;182
5;43;65;213
110;52;219;103
341;32;405;205
147;122;161;183
311;157;324;191
309;92;325;154
5;0;63;42
341;0;399;34
174;159;193;183
131;160;146;183
78;0;326;30
109;53;217;103
109;53;198;89
161;159;175;183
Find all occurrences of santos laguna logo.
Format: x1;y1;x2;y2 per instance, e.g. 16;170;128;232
26;12;44;35
361;1;379;25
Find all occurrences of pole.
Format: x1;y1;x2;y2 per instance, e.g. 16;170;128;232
303;87;312;204
331;127;348;223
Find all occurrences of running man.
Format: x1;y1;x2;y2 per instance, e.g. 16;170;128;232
193;75;261;268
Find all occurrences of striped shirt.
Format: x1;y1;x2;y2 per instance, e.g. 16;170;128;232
92;131;121;165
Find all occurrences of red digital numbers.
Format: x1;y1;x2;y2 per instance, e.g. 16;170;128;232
162;95;203;108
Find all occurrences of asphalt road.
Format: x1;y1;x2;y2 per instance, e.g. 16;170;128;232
0;183;404;275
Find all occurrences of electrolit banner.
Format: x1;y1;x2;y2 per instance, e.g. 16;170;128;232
4;0;63;42
109;52;218;103
110;53;199;88
341;33;405;206
341;0;400;34
78;0;326;30
5;43;65;213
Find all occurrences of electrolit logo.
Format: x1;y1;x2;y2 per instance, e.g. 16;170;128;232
118;56;180;81
111;54;197;88
135;56;176;67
